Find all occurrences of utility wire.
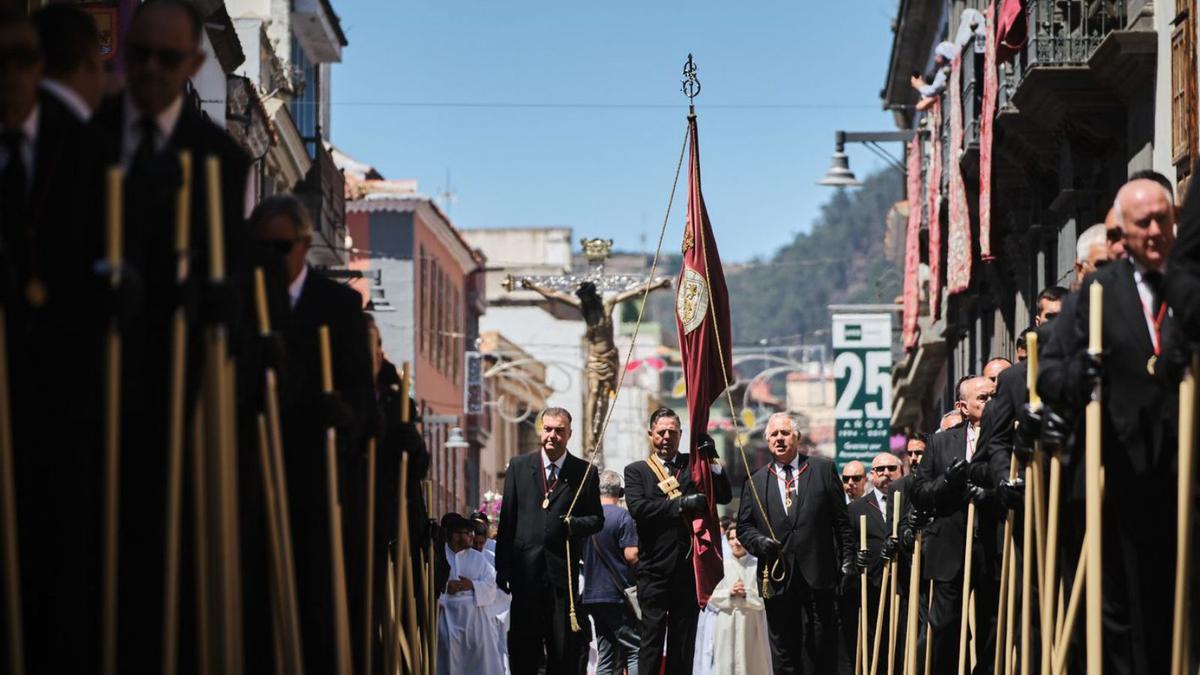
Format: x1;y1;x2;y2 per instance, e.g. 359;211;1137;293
327;100;878;111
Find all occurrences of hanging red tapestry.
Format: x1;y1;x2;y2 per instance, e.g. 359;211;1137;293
980;1;997;260
927;98;943;319
902;135;923;349
947;55;972;294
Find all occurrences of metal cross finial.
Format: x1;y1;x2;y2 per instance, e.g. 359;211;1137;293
681;54;700;109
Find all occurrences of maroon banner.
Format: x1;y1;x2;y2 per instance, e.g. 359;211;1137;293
927;98;943;319
675;114;732;607
903;135;923;349
947;55;972;294
980;2;997;261
996;0;1028;63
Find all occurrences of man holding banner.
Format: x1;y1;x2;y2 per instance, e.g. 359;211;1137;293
624;409;730;674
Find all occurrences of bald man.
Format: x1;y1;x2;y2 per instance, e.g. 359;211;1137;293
910;376;995;673
982;357;1012;383
1041;176;1186;674
842;460;868;504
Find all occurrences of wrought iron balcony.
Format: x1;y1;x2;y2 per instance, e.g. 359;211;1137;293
1023;0;1127;68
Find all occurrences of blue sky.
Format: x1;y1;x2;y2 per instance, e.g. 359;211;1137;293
331;1;900;262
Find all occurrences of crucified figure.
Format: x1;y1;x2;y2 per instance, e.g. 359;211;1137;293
521;277;672;456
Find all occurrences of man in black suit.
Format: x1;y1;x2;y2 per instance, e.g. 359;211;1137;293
910;375;995;675
624;407;731;674
738;412;857;674
496;407;603;675
80;2;255;670
1039;176;1185;675
848;452;906;673
34;4;104;123
253;194;375;674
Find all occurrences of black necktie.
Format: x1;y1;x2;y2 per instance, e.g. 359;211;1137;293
130;116;157;177
547;463;558;484
1;130;27;253
1145;270;1166;314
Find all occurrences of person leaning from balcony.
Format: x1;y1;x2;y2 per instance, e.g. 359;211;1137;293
911;42;959;111
251;193;376;674
582;469;640;675
625;407;731;675
909;375;996;675
496;406;603;675
842;459;868;504
737;412;857;675
1039;176;1186;675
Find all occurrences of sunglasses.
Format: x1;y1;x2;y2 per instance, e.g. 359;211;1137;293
1106;228;1123;243
0;46;39;69
872;465;900;474
842;475;865;483
907;449;924;457
128;42;192;69
262;238;302;255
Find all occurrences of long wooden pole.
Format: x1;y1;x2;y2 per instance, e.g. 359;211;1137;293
318;326;353;675
363;436;377;675
162;150;192;675
253;269;304;673
903;530;923;675
957;500;976;675
255;414;290;672
1170;355;1197;675
870;557;892;675
1084;282;1103;675
101;166;124;675
994;458;1018;675
1041;455;1062;675
190;402;212;675
888;491;903;675
1004;544;1017;675
924;579;934;675
1052;540;1087;675
0;306;23;675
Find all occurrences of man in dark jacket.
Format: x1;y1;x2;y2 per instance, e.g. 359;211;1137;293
495;407;603;675
624;407;731;674
737;412;857;674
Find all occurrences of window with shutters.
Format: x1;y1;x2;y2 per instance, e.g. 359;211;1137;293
1172;0;1197;195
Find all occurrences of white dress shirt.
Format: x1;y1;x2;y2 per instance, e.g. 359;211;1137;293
541;449;566;483
1131;260;1168;352
40;79;91;121
0;104;38;194
773;455;801;504
288;265;309;309
874;489;889;524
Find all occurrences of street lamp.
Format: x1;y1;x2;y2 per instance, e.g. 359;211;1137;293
818;130;918;187
445;427;470;450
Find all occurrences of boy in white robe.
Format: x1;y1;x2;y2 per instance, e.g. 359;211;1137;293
695;522;772;675
437;514;505;675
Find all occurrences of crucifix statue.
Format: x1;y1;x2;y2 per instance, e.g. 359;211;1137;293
503;238;671;458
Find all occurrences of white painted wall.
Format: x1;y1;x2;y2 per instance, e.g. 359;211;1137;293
1153;0;1178;184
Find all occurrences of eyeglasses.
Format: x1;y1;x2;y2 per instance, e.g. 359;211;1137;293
128;42;192;69
262;238;302;255
872;465;900;474
842;475;865;483
0;46;40;69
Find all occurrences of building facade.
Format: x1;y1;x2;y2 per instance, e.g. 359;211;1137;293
884;0;1192;430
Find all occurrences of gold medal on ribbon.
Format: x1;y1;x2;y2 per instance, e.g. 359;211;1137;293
1147;354;1157;376
542;496;550;510
785;497;793;509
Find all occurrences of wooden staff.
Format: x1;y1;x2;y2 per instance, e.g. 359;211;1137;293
0;278;22;675
1020;330;1042;675
100;166;123;675
993;458;1018;675
363;434;377;675
903;528;923;675
201;157;242;674
1084;282;1103;675
254;269;304;674
887;491;903;675
318;326;354;675
924;579;934;675
870;543;892;675
1171;354;1197;675
957;499;976;675
255;414;290;672
161;150;192;675
426;479;437;675
860;515;870;675
190;401;212;675
398;452;419;675
1053;470;1103;675
1041;417;1063;672
1003;544;1017;675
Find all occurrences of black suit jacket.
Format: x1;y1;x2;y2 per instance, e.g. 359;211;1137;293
909;425;971;581
1167;171;1200;342
848;491;893;589
623;453;732;598
495;450;603;593
737;454;853;593
1039;259;1183;496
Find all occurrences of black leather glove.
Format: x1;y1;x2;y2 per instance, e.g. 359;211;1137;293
92;260;142;327
758;537;782;559
841;560;859;580
259;331;287;373
558;515;575;537
695;433;719;461
944;457;969;488
679;493;707;517
854;549;870;570
1079;351;1103;399
320;391;355;431
965;482;987;504
1015;403;1042;463
996;477;1025;510
1040;408;1071;449
906;508;935;532
967;461;991;487
881;536;899;561
496;573;510;593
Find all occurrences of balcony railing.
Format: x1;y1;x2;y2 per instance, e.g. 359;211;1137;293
1021;0;1127;69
